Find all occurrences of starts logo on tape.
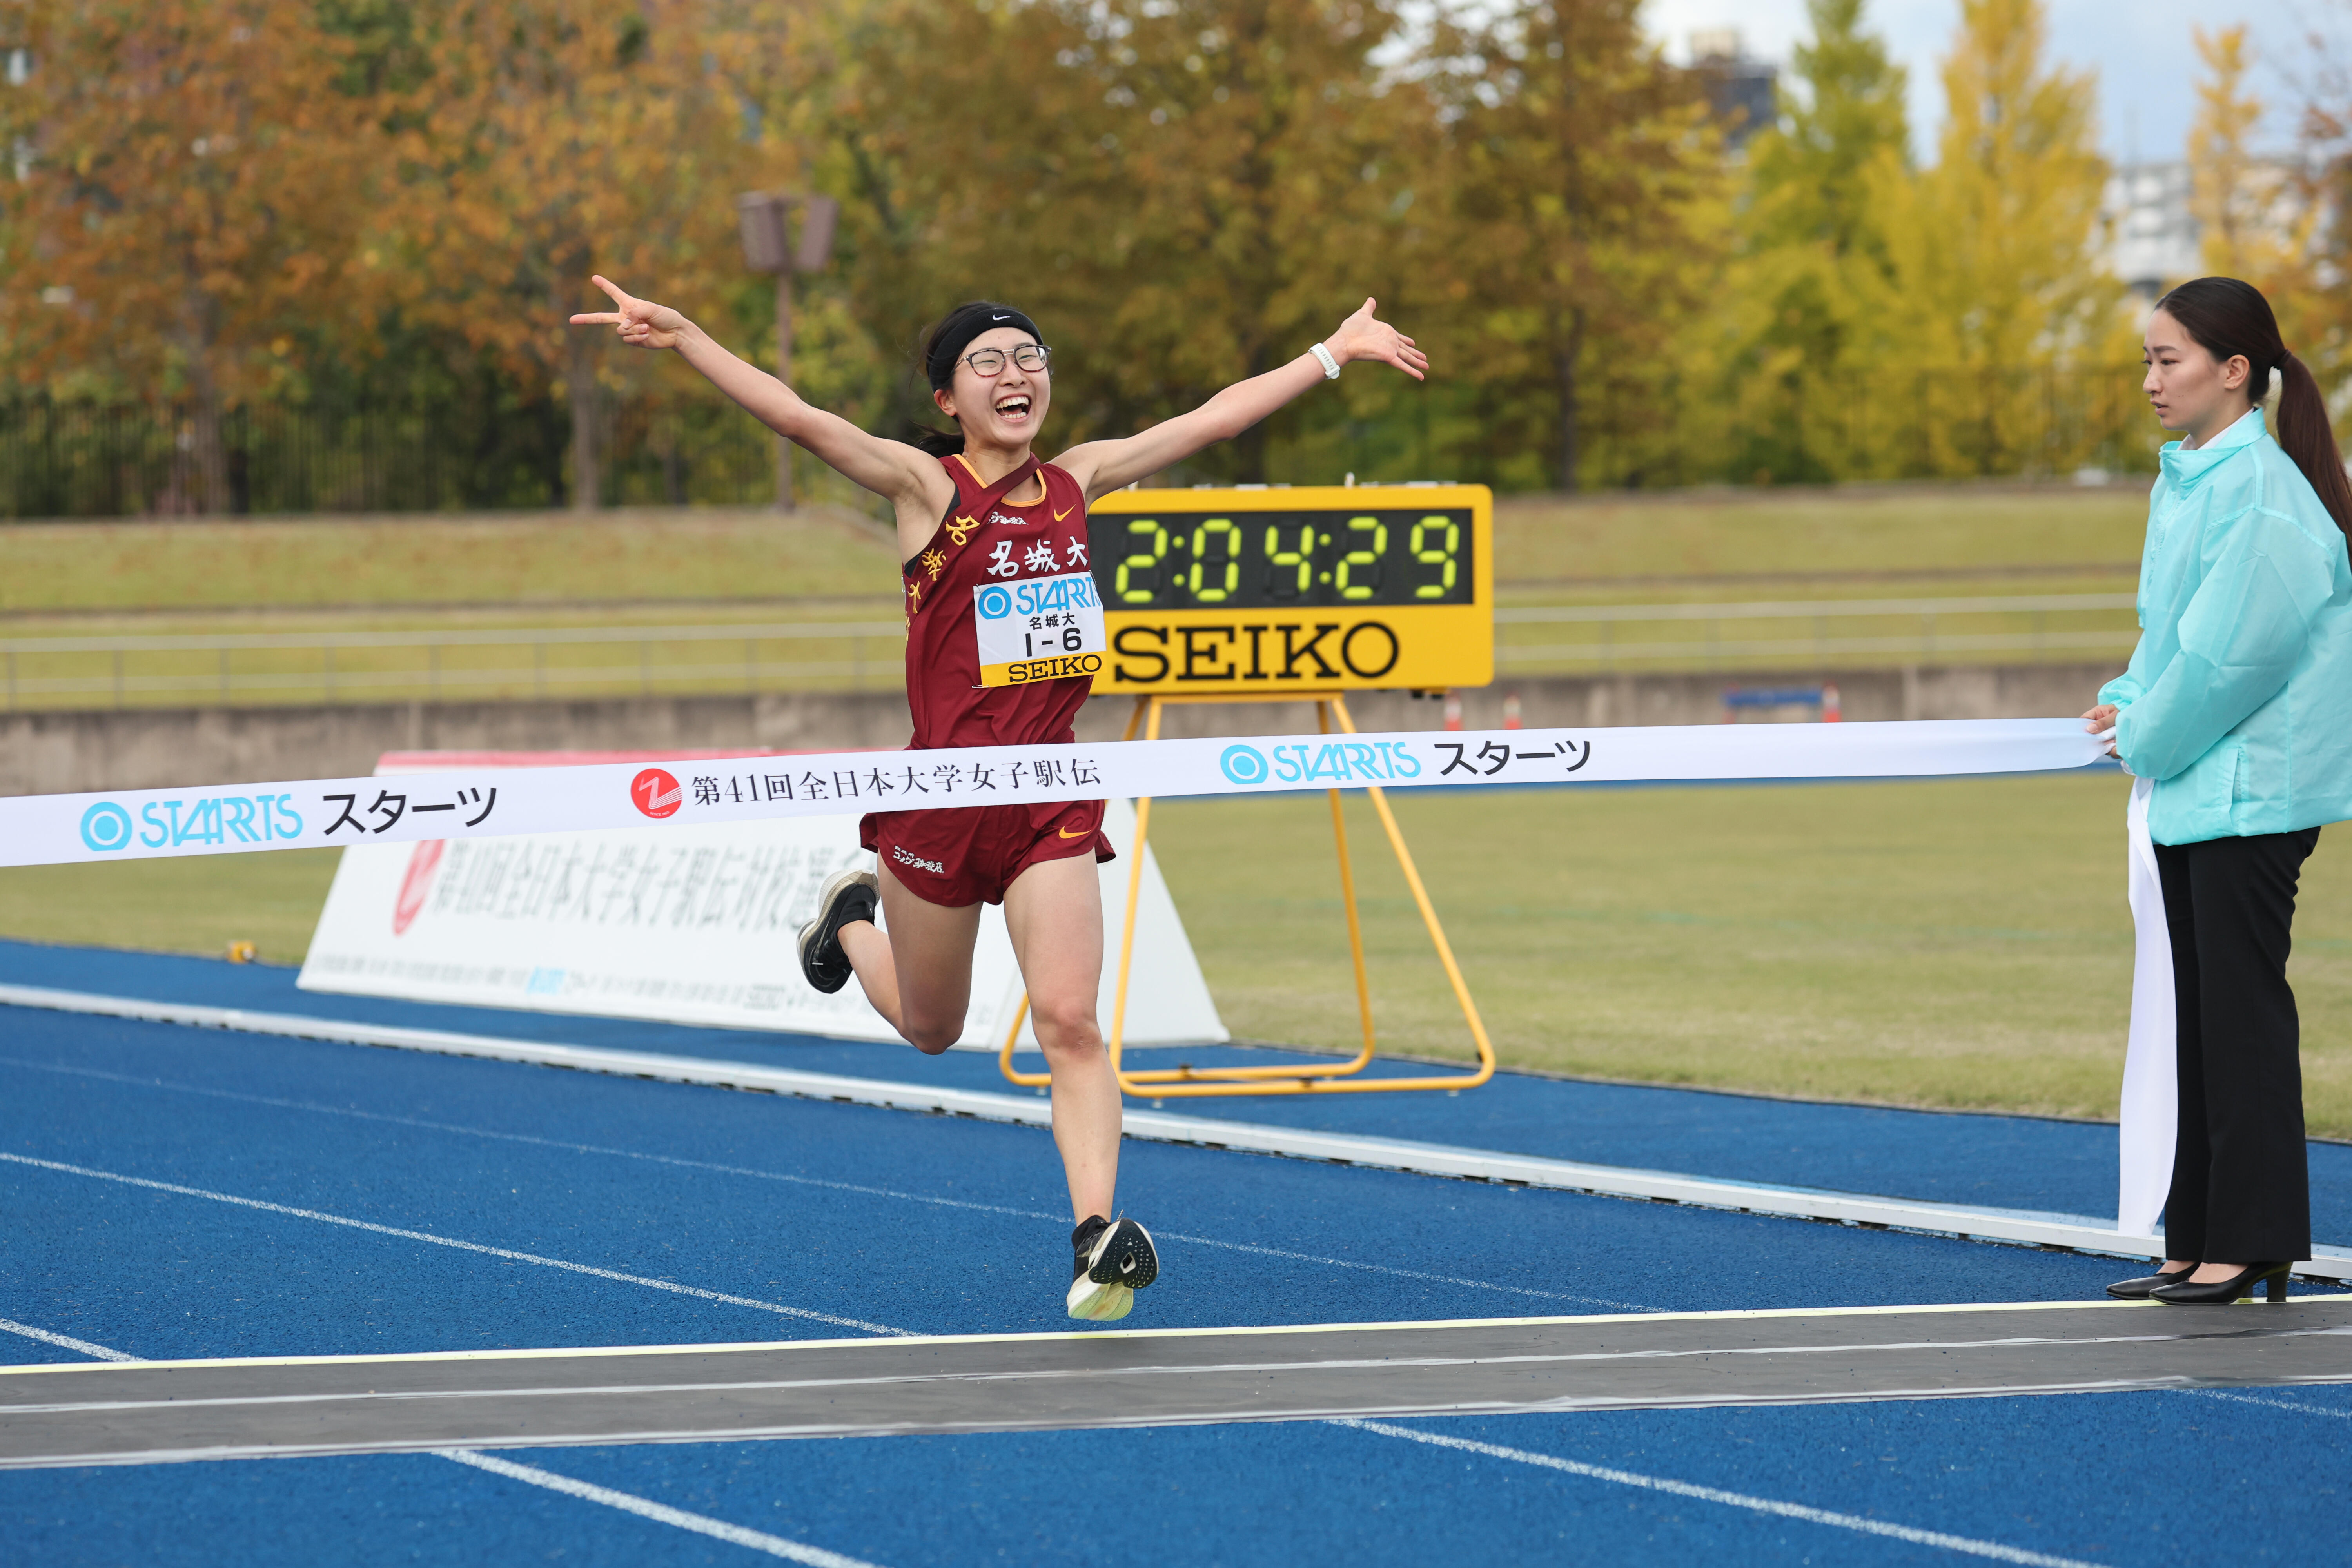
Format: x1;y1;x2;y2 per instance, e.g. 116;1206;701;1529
81;794;305;853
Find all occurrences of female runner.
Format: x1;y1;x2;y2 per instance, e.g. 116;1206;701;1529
571;277;1428;1319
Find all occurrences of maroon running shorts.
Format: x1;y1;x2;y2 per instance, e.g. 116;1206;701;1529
860;797;1113;907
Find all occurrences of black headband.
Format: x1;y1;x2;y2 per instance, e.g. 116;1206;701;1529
924;303;1043;392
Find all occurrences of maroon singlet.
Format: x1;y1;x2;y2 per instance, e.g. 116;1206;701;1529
899;454;1098;749
857;453;1112;906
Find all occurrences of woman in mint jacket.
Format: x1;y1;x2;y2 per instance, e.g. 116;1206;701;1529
2085;277;2352;1305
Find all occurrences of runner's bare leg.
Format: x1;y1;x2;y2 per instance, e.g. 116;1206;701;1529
1001;853;1118;1223
840;864;982;1056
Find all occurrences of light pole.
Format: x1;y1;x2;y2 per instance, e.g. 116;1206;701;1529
736;191;840;512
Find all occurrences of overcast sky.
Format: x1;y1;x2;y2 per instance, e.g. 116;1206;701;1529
1644;0;2346;165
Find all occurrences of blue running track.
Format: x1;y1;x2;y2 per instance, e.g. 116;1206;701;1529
3;940;2347;1566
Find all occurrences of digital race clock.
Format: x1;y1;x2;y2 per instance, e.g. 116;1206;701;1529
1085;483;1494;694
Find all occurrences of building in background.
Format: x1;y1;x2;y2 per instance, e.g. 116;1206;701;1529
2104;163;2200;302
2102;158;2314;304
1691;29;1777;152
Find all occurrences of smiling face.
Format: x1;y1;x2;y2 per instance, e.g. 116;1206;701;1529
2143;308;2252;448
935;326;1050;453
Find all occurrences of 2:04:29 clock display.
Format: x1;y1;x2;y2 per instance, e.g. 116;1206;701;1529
1087;509;1475;611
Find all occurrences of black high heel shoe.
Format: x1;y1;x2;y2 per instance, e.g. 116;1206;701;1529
2151;1262;2292;1304
2105;1264;2195;1300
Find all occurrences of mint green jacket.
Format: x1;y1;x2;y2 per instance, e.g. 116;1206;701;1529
2100;407;2352;845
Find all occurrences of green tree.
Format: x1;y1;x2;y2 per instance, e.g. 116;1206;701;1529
1867;0;2126;474
799;0;1438;480
1746;0;1909;261
1713;0;1911;482
2188;22;2317;321
1427;0;1722;491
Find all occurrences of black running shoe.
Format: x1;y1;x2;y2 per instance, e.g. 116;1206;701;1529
796;864;879;995
1067;1214;1158;1321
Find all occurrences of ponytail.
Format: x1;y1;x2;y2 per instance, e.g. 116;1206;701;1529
908;423;964;457
2272;353;2352;537
2156;277;2352;538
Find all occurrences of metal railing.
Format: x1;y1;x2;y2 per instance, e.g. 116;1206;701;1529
1493;592;2139;671
0;620;907;709
0;591;2143;710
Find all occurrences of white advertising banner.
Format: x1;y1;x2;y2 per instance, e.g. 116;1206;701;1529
0;719;2105;870
298;784;1226;1051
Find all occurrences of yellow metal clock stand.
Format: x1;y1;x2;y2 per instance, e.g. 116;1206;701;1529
997;691;1496;1099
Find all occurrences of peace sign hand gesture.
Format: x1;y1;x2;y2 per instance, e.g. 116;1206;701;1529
1324;298;1430;381
568;275;690;351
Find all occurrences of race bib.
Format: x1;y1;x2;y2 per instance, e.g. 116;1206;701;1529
974;572;1107;686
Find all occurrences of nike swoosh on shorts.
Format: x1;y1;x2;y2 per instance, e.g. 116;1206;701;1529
1058;825;1090;839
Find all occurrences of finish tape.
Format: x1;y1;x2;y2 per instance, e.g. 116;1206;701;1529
0;718;2104;870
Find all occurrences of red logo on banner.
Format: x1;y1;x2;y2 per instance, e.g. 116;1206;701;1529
392;840;446;936
631;767;684;819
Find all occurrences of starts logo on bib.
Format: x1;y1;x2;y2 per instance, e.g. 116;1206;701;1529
631;767;683;819
973;571;1107;688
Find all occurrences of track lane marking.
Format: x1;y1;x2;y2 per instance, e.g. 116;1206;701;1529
0;1320;141;1363
2184;1387;2352;1419
1336;1418;2106;1568
9;1299;2274;1378
0;1322;886;1566
34;982;2349;1281
439;1449;886;1568
31;1376;2352;1470
0;1151;907;1338
20;1325;2350;1417
0;1052;1654;1311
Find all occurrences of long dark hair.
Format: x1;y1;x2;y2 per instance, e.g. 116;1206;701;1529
2155;276;2352;537
908;301;1044;457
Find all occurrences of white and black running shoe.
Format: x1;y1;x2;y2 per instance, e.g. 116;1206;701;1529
795;864;879;995
1067;1214;1159;1322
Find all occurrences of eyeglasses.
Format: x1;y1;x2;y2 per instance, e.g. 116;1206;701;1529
960;343;1051;376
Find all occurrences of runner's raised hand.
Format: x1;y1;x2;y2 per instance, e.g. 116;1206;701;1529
1324;298;1430;381
568;275;690;351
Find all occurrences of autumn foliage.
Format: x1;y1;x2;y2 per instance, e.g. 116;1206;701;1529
0;0;2339;512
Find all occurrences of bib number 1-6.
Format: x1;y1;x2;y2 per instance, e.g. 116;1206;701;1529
973;572;1108;686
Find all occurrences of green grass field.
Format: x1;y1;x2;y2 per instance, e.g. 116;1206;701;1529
1;484;2146;619
1151;775;2352;1138
7;774;2347;1137
1491;484;2147;584
0;505;900;614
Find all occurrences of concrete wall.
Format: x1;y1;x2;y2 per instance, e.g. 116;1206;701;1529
1;660;2125;796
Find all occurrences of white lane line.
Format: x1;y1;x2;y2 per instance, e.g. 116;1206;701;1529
1334;1418;2103;1568
438;1449;885;1568
2183;1387;2352;1419
32;981;2336;1281
0;1151;907;1338
0;1319;142;1363
0;1053;1655;1312
0;1321;885;1567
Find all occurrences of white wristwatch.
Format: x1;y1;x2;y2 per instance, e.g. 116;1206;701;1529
1309;342;1341;379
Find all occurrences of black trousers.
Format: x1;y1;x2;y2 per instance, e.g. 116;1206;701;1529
2154;827;2318;1262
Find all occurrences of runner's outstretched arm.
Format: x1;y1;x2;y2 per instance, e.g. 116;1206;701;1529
569;275;954;531
1056;298;1427;503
